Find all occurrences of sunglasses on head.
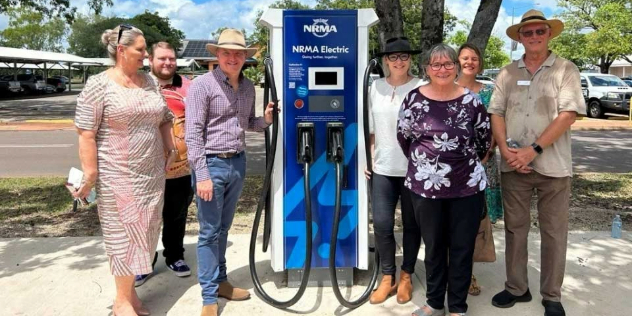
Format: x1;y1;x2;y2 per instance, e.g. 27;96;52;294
117;24;134;44
519;28;549;38
387;53;411;62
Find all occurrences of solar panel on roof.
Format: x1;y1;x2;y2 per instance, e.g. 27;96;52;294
181;40;217;58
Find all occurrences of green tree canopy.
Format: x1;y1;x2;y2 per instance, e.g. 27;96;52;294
248;0;311;80
132;11;185;50
67;12;185;58
553;0;632;73
0;0;113;24
0;6;67;52
447;30;510;69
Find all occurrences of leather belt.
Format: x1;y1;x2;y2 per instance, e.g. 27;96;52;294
210;151;241;159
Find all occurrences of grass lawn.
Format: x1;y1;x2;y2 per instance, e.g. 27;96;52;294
0;173;630;238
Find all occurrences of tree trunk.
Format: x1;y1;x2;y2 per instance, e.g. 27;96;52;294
467;0;502;58
600;55;612;74
374;0;404;50
419;0;445;73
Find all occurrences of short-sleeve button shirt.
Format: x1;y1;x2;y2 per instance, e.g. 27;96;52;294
487;52;586;177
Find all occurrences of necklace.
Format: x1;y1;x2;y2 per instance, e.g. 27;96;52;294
388;76;412;101
115;68;143;88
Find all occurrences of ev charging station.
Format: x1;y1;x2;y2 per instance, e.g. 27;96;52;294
250;8;381;309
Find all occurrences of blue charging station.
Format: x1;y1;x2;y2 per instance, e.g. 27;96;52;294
258;9;379;288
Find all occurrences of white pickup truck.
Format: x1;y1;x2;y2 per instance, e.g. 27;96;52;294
580;73;632;118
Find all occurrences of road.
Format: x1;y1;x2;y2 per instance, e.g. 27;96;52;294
0;90;83;121
0;130;267;177
0;85;263;122
1;130;631;177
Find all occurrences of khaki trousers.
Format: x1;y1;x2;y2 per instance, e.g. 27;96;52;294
501;171;571;302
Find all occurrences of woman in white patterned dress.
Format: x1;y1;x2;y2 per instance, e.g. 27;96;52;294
73;25;176;316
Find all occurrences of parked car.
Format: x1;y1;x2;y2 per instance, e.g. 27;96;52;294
477;79;495;87
580;73;632;118
476;75;495;82
16;74;49;94
0;75;23;95
623;80;632;87
51;75;69;84
47;77;67;92
15;74;66;94
621;76;632;81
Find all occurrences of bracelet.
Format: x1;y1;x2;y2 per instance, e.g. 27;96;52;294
82;178;96;187
167;148;178;155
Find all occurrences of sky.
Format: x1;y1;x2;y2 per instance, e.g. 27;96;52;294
0;0;563;59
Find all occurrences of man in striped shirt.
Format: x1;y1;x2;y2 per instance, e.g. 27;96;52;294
185;29;274;316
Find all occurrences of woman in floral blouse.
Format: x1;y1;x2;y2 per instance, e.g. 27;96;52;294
398;43;491;316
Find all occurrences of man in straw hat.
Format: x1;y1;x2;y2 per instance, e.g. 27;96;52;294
487;9;585;316
185;28;275;316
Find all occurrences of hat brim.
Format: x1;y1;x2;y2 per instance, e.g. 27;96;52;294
376;49;422;57
206;44;257;59
506;19;564;42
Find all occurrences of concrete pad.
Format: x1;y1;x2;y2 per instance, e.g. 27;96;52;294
0;231;630;315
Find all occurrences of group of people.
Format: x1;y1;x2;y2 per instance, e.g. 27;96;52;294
74;27;273;316
367;9;584;316
72;8;584;316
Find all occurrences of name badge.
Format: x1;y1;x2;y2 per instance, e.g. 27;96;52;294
517;80;531;86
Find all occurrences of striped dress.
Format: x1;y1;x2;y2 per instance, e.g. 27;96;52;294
75;71;173;276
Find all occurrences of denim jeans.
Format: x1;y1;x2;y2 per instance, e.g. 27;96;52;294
192;152;246;306
371;173;421;275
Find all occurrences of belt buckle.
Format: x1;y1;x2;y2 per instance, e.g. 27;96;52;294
218;152;234;158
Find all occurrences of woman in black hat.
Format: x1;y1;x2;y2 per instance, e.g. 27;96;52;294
365;37;422;305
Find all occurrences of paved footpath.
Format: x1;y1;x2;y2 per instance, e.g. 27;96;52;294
1;231;630;316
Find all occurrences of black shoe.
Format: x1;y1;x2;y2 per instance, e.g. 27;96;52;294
542;300;565;316
492;289;532;308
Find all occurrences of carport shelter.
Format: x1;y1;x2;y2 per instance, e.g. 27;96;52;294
0;47;103;92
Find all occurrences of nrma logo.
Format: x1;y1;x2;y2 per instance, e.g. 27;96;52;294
304;19;337;38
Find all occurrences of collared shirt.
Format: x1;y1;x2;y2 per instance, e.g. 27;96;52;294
151;73;190;117
185;67;268;182
150;72;192;179
397;88;491;199
487;52;586;177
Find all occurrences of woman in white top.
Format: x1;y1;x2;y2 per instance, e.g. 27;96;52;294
366;37;423;305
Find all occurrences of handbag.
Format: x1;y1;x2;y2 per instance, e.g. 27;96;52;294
473;210;496;263
162;87;190;178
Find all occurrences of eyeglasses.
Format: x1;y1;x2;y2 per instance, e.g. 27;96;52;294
117;24;134;44
387;53;411;62
518;28;549;38
428;62;456;71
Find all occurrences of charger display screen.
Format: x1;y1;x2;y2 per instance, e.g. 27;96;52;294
315;72;338;85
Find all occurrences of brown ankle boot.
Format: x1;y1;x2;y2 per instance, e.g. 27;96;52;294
218;281;251;301
370;275;397;304
200;304;217;316
397;271;413;304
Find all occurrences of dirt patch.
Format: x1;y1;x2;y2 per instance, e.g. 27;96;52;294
1;173;630;238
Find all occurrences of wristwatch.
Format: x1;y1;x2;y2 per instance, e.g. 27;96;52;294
531;143;543;155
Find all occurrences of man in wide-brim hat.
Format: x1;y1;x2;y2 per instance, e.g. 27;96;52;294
206;28;258;59
505;9;564;42
487;9;586;316
185;28;275;316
